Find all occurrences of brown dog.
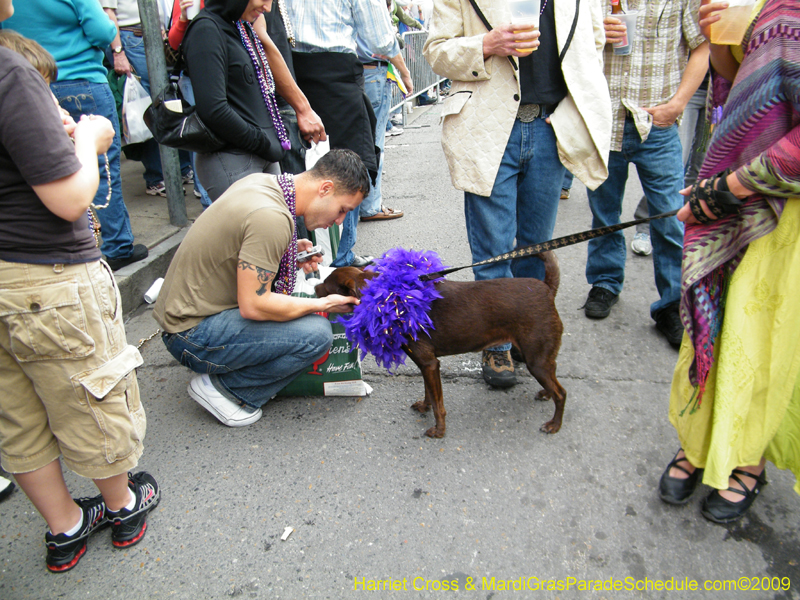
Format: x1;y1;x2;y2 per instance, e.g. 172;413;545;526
314;252;566;438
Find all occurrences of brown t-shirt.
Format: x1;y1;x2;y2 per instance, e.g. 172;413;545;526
153;173;293;333
0;48;100;264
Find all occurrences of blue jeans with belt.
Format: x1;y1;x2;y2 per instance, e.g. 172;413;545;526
120;30;191;185
464;112;565;352
50;80;135;260
162;309;333;408
585;117;684;319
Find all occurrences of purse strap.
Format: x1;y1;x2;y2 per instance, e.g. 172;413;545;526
559;0;580;63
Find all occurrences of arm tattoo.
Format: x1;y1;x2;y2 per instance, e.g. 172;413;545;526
238;260;275;296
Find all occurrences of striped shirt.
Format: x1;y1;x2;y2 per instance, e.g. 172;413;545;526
286;0;399;58
605;0;705;151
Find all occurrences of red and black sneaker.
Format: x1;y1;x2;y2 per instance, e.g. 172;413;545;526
108;471;160;549
45;495;107;573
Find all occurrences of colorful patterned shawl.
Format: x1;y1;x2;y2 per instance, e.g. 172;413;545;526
682;0;800;400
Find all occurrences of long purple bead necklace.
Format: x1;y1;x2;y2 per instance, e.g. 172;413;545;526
237;20;291;151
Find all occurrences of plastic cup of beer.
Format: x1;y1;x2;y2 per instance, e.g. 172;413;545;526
185;0;201;20
508;0;540;54
710;0;755;45
611;10;639;56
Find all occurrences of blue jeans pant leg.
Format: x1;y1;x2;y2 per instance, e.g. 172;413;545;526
585;148;630;296
464;119;521;353
50;80;135;260
464;120;522;284
360;66;391;217
178;75;213;207
562;170;574;191
121;31;191;185
163;310;333;408
332;207;359;267
512;116;564;281
631;124;684;317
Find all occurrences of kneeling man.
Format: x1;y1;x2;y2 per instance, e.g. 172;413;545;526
154;150;370;426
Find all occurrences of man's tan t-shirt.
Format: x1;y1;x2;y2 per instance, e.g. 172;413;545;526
153;174;293;333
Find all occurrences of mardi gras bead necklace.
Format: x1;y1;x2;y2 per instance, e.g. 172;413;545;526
274;173;298;295
237;20;291;151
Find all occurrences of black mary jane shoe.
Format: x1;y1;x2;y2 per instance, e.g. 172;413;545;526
701;468;767;524
659;452;704;505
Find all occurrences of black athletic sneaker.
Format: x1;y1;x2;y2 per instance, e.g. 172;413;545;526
108;472;160;549
104;244;149;272
583;286;619;319
481;349;516;388
45;495;107;573
655;305;684;349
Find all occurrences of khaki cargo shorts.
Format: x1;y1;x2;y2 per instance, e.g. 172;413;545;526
0;259;146;479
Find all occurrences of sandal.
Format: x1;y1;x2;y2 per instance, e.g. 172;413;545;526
659;451;704;505
701;467;767;524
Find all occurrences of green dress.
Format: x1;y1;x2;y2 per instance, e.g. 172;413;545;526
670;201;800;494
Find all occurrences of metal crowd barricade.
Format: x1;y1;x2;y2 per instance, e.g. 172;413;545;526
390;30;446;123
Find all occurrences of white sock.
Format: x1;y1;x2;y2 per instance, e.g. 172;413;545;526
123;488;136;511
109;488;136;514
62;511;84;537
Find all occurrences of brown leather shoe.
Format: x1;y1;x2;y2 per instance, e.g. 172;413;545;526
481;349;516;388
360;206;404;221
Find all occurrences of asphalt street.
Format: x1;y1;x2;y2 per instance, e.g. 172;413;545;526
1;106;798;600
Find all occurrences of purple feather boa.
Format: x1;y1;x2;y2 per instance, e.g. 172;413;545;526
337;248;447;372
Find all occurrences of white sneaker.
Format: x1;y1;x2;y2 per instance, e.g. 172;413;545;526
631;232;652;256
0;475;15;502
187;374;262;427
387;126;404;136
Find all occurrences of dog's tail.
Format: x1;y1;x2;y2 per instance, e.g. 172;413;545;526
539;251;560;297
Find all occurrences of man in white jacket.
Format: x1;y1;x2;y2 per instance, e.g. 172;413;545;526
424;0;610;387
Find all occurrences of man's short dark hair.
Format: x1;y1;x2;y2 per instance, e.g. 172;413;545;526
308;149;371;198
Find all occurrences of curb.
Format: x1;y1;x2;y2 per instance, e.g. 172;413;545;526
115;228;188;315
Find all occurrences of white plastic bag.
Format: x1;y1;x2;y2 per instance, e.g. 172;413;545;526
304;138;330;170
122;74;153;145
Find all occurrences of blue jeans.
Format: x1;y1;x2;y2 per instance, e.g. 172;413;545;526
162;309;333;408
585;117;684;318
359;65;392;218
464;115;565;351
332;66;391;267
120;30;191;185
178;75;213;208
50;80;135;260
465;116;564;282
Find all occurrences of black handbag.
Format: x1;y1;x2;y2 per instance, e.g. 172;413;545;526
143;80;226;154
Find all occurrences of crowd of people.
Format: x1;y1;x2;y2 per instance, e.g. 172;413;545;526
0;0;797;576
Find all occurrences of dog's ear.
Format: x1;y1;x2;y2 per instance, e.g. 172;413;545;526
351;270;376;296
335;274;358;297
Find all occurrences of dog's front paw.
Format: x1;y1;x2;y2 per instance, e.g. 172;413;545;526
411;400;430;413
424;426;445;438
535;390;551;402
540;419;562;434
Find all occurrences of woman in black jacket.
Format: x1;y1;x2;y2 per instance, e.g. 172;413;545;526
183;0;287;201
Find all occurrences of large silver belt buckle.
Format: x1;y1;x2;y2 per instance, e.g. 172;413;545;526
516;104;540;122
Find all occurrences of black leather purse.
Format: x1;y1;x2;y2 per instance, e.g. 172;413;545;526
143;79;226;154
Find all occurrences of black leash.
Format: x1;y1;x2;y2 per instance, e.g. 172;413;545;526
420;209;680;281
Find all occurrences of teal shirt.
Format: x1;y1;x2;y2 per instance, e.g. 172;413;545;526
4;0;116;84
